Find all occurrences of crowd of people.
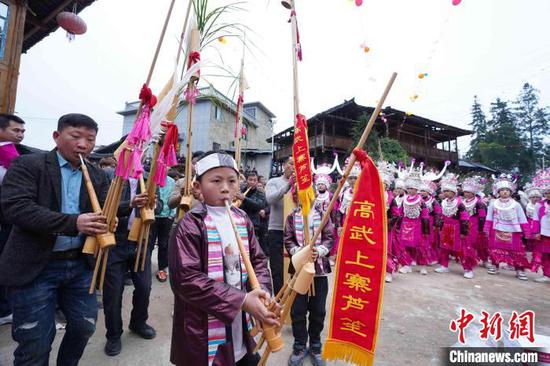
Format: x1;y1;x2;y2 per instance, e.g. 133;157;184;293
0;112;548;366
374;160;550;284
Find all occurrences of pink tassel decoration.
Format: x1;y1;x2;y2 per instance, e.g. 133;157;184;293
123;149;139;180
166;144;178;167
131;152;144;179
184;87;199;104
154;153;167;187
115;149;128;178
127;106;152;146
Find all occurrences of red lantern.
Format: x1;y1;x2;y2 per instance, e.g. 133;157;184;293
56;11;87;35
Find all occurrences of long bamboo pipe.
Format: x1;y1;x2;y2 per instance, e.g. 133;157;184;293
224;201;284;353
233;186;252;208
80;154;116;295
79;155;116;250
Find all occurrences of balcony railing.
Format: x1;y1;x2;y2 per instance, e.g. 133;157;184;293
274;135;458;163
399;141;457;163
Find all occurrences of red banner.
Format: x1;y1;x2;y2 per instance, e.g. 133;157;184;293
292;114;314;215
323;151;387;366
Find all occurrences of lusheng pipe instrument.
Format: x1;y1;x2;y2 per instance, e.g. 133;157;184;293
223;201;284;353
132;176;154;272
256;73;399;365
92;0;176;287
79;154;116;294
132;124;169;272
178;26;201;220
233;186;252;208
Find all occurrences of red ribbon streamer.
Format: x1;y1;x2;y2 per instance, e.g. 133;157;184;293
234;94;244;138
290;10;303;61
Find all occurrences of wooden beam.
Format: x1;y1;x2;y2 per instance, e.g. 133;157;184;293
24;0;73;41
23;12;48;29
326;113;359;124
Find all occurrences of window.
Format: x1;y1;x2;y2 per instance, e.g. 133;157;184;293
244;107;256;118
214;105;222;120
0;2;9;60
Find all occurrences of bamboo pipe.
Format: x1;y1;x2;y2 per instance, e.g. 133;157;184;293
99;249;110;292
140;176;155;224
233;186;252;208
134;223;146;273
235;56;245;170
79;155;116;250
253;279;292;353
140;225;151;271
224;201;284;353
183;28;201;197
257;289;298;366
134;177;154;272
89;249;104;294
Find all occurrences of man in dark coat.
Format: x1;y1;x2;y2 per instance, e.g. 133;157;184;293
0;114;110;365
238;172;267;242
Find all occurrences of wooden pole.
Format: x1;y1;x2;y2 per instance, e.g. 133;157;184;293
308;72;397;248
175;0;193;68
183;28;201;197
184;85;195;196
87;0;176;291
287;0;311;247
235;36;246;170
235;59;245;170
134;0;178;121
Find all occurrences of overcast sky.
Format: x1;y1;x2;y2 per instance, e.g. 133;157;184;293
15;0;550;155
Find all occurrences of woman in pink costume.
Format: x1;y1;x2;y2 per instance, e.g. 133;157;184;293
397;171;431;275
419;180;442;265
418;161;450;265
523;183;542;252
377;161;399;283
435;174;477;279
333;161;361;260
462;176;488;266
530;168;550;283
484;174;531;281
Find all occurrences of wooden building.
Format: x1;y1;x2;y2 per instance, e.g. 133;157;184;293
0;0;96;113
271;99;471;168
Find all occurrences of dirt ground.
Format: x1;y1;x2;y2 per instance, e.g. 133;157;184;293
1;251;549;366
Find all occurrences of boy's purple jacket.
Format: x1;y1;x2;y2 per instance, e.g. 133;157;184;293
168;203;272;366
283;207;334;276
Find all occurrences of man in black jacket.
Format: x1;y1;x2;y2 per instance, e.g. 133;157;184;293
238;172;267;252
102;175;159;356
0;114;110;365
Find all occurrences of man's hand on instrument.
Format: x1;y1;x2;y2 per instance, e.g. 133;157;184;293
242;288;280;328
259;209;266;219
131;193;149;208
311;246;319;262
77;212;108;236
236;192;245;201
109;217;119;233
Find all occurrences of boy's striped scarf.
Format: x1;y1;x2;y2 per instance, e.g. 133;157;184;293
294;209;323;271
204;212;254;366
